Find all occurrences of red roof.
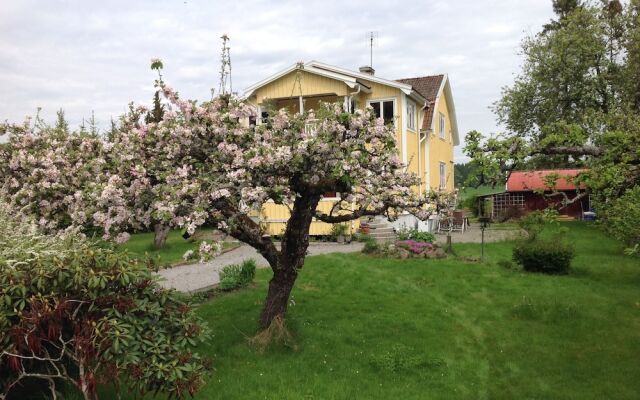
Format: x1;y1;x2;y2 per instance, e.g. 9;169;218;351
507;169;588;192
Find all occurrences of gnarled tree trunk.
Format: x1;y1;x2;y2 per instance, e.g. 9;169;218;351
153;223;170;249
259;192;320;328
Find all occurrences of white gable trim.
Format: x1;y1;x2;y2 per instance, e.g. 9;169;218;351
429;75;460;146
242;63;358;99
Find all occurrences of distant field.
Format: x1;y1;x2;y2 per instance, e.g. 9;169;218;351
458;185;502;202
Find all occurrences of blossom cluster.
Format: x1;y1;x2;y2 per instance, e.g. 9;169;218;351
0;58;440;257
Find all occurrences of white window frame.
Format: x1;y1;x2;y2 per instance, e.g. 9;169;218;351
439;112;446;139
367;98;397;127
439;161;446;189
407;101;416;131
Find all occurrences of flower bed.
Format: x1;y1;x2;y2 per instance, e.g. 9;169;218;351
364;239;446;259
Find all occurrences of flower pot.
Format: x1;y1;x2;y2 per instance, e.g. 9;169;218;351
337;234;345;244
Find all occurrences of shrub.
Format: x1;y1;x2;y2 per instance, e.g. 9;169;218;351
397;228;435;243
328;223;349;242
219;259;257;291
512;239;574;274
460;194;480;217
361;235;379;254
600;186;640;254
517;209;559;241
0;203;209;399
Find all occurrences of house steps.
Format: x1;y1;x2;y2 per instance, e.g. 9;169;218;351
556;215;576;222
362;216;397;243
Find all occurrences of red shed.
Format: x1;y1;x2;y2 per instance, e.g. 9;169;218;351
480;169;590;220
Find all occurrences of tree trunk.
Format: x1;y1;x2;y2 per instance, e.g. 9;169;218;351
259;267;298;328
258;191;320;329
153;223;170;249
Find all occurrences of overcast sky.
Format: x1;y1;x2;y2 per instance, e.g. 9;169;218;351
0;0;555;161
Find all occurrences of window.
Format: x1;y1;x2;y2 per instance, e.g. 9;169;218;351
407;102;416;131
439;162;446;189
369;99;395;126
439;112;445;139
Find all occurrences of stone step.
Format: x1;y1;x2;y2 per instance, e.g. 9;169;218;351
369;233;397;239
367;223;391;228
369;229;396;236
369;228;395;234
369;225;395;232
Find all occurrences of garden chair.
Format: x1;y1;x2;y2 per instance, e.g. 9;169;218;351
452;210;466;234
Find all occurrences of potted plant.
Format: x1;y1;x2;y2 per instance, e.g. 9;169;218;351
331;223;349;244
359;223;370;235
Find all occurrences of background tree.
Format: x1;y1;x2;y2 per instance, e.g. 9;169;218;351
465;0;640;251
0;113;108;235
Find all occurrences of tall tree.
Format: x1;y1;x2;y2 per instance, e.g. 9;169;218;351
466;0;640;250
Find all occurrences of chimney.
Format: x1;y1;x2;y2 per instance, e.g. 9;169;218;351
359;65;375;75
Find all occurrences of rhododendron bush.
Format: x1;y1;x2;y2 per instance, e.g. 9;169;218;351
0;203;209;400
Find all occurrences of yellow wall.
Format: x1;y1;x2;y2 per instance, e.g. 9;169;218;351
428;92;455;191
254;71;349;103
248;69;456;234
261;200;360;236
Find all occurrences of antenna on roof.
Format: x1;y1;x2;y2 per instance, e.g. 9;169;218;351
367;31;378;67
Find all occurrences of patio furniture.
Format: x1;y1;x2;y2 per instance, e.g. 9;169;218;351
437;210;467;234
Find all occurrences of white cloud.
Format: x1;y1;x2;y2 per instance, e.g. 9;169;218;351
0;0;555;162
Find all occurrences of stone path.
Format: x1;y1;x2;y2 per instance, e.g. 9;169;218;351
157;242;364;293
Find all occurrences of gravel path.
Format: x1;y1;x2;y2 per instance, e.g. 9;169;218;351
434;223;524;244
157;242;364;293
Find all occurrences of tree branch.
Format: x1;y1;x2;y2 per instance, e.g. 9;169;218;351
213;199;280;267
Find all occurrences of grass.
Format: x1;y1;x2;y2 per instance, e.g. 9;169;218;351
102;222;640;399
119;228;240;267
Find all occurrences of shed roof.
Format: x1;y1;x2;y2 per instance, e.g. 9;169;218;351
506;169;588;192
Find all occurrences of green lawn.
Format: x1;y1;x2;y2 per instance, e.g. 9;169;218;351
119;229;239;267
109;223;640;399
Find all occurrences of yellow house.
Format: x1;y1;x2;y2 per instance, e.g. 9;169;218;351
242;61;459;235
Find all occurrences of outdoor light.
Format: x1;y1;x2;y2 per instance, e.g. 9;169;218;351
478;216;491;261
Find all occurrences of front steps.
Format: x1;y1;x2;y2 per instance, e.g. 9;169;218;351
362;216;397;243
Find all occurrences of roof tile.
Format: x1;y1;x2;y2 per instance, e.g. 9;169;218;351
396;75;444;131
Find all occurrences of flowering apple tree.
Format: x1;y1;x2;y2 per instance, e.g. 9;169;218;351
0;114;108;235
102;62;436;328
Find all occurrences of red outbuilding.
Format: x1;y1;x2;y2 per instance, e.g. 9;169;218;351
478;169;591;220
